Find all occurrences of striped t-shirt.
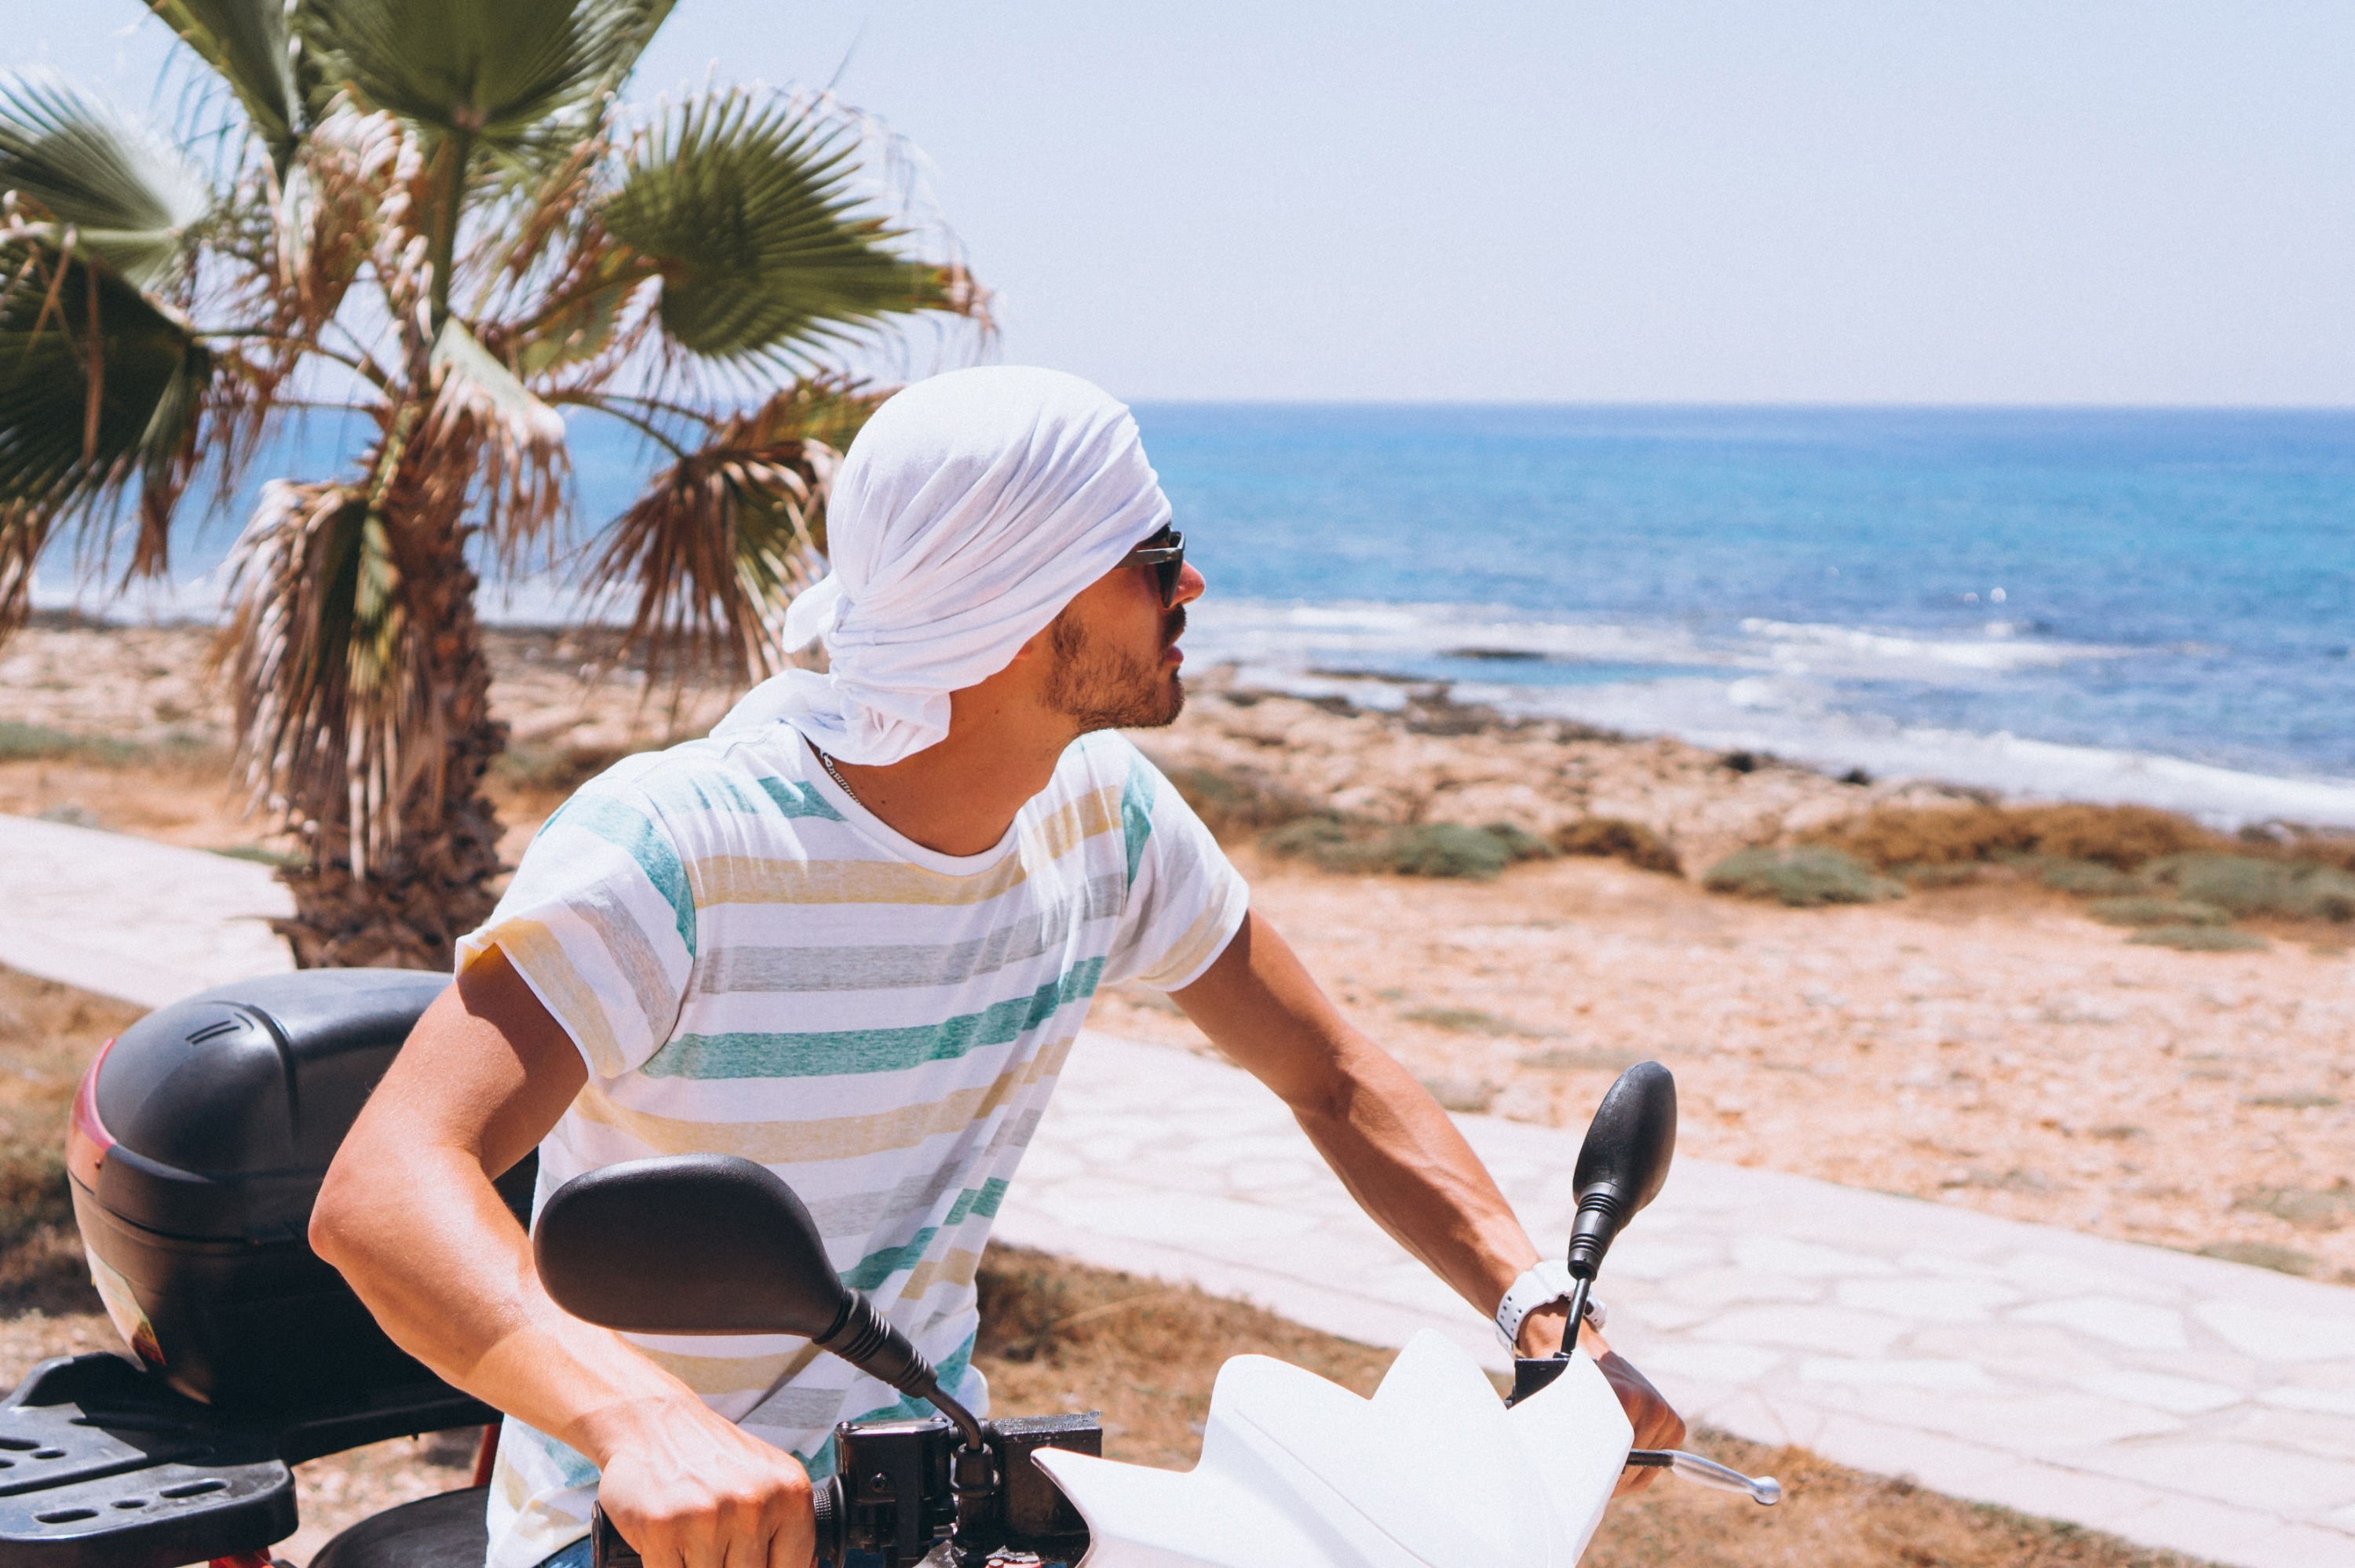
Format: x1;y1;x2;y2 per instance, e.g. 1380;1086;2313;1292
457;724;1249;1568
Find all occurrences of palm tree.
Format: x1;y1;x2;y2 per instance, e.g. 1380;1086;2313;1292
0;0;985;968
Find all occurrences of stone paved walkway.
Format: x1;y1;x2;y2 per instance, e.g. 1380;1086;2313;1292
5;814;2349;1567
0;813;291;1007
999;1032;2355;1568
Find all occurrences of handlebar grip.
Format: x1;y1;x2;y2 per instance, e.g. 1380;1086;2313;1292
1625;1448;1781;1505
590;1504;641;1568
588;1479;845;1568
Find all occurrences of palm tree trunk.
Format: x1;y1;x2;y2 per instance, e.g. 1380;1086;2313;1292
276;519;506;971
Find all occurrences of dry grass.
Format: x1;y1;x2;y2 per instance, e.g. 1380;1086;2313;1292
978;1247;2210;1568
1799;802;2222;871
0;967;141;1313
1554;816;1685;875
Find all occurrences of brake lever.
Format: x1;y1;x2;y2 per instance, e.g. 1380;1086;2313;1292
1624;1449;1781;1505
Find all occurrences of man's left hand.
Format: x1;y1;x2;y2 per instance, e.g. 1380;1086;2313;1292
1520;1304;1686;1495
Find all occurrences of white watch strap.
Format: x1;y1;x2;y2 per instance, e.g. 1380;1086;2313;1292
1494;1259;1576;1351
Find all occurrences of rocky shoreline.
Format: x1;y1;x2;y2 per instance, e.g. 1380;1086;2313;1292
1138;665;1992;878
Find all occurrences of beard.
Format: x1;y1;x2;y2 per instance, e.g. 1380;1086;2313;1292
1045;605;1188;732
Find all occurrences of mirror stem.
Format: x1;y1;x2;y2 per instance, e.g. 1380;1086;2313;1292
811;1290;988;1449
1557;1275;1594;1357
922;1380;988;1453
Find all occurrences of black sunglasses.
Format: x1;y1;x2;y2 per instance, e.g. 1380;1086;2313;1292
1121;527;1186;608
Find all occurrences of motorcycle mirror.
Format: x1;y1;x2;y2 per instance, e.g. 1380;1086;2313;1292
535;1154;985;1448
1565;1060;1677;1282
535;1153;848;1337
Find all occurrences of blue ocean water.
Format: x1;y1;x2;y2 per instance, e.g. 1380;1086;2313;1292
38;404;2355;823
1130;405;2355;822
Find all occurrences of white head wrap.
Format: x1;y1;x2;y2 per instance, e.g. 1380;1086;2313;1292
710;366;1174;764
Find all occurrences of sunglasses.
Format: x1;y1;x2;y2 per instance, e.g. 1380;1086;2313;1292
1121;527;1187;608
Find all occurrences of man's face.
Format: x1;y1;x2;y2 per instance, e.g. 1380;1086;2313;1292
1042;532;1204;733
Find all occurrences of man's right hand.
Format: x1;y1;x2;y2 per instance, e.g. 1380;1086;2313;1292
576;1395;816;1568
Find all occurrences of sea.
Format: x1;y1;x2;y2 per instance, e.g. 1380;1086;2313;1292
1135;405;2355;830
35;404;2355;829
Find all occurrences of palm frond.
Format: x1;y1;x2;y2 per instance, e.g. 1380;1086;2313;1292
146;0;301;169
601;87;966;363
427;316;569;552
0;75;214;289
220;472;426;881
579;381;882;685
301;0;670;161
0;501;56;637
0;242;214;573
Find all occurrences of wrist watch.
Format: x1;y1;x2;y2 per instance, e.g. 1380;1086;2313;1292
1493;1260;1605;1351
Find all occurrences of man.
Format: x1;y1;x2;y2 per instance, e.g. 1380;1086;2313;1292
313;366;1682;1568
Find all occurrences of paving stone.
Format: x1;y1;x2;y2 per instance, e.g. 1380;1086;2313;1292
1793;1385;2185;1458
1835;1274;2024;1323
2266;1384;2355;1418
1798;1356;1999;1392
2012;1295;2190;1351
2073;1369;2247;1416
1663;1265;1822;1311
1697;1305;1913;1355
2205;1404;2355;1464
1798;1414;2022;1493
2072;1439;2355;1514
1897;1248;2013;1281
2001;1250;2185;1304
1592;1238;1722;1282
1952;1459;2176;1537
1634;1341;1783;1385
2196;1300;2355;1364
2120;1496;2346;1568
1904;1321;2123;1381
1730;1234;1901;1279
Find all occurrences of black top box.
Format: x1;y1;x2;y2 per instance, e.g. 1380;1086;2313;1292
68;968;535;1413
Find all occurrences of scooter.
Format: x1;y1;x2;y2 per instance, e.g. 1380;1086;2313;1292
0;970;1776;1568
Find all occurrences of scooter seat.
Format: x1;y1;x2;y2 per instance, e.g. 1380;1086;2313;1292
310;1486;489;1568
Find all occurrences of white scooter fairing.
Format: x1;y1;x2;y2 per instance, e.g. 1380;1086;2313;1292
1031;1331;1632;1567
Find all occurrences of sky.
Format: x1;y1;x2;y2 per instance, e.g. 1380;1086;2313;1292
14;2;2353;406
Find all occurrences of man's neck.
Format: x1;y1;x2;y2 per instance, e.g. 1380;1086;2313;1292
822;685;1079;858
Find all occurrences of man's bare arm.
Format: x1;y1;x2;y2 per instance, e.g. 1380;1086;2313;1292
1172;910;1685;1476
310;949;814;1568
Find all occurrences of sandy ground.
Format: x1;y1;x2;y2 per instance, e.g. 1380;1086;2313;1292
4;620;2350;1282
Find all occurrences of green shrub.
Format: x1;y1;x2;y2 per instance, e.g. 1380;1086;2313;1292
1520;1046;1645;1072
2139;853;2355;921
2039;859;2141;895
2127;925;2269;952
1479;822;1557;864
1259;818;1519;880
1378;823;1513;880
2233;1181;2353;1227
1163;764;1320;840
0;722;138;765
2086;896;2229;928
1897;862;1983;889
2294;867;2355;921
1400;1005;1537;1037
1259;815;1356;868
1701;846;1903;907
1553;817;1681;875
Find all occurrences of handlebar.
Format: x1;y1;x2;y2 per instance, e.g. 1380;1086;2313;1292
1625;1448;1782;1505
